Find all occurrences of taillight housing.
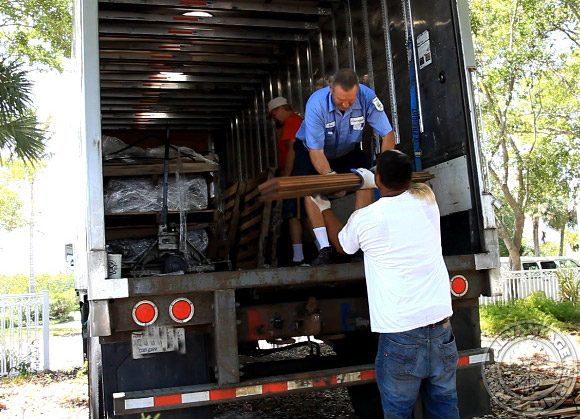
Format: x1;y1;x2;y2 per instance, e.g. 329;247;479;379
450;275;468;297
132;300;158;326
169;298;195;323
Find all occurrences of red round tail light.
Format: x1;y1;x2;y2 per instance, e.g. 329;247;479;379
169;298;194;323
450;275;468;297
132;300;158;326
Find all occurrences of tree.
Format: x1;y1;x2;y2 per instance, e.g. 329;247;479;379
470;0;580;269
0;0;73;71
0;0;73;164
543;197;577;255
0;59;46;163
0;183;25;231
1;159;48;292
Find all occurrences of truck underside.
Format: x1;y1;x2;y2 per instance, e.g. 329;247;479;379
75;0;500;417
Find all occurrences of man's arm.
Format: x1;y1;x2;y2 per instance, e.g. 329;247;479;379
381;130;395;152
282;139;296;177
309;148;333;174
310;195;361;255
321;208;346;254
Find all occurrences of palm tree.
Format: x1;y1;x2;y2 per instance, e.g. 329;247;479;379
0;58;46;163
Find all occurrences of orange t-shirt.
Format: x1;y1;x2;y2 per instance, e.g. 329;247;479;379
278;112;303;171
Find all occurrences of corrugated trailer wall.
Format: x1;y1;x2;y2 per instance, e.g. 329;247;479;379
220;0;486;257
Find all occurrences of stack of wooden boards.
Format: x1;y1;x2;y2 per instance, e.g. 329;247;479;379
258;171;435;201
495;365;580;417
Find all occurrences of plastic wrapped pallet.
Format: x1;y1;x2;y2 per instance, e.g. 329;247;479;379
102;135;147;160
104;175;208;214
102;135;219;166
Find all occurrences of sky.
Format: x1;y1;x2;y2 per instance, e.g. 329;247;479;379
0;61;79;275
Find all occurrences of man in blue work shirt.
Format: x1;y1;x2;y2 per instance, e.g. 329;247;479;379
294;68;395;265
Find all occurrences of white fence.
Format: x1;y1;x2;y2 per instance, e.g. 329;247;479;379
479;269;578;305
0;291;49;375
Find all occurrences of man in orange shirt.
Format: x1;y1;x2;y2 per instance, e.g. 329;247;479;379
267;97;307;265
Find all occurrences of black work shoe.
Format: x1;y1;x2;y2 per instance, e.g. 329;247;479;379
312;247;333;266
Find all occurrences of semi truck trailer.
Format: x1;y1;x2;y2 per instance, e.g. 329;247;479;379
74;0;500;417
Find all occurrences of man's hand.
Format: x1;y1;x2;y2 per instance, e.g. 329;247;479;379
310;194;331;212
352;168;377;189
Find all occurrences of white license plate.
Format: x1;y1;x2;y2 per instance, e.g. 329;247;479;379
131;326;186;359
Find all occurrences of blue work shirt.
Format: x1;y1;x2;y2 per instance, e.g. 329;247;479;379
295;84;393;159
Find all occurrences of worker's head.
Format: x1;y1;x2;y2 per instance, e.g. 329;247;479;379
267;97;293;122
330;69;359;112
375;150;413;193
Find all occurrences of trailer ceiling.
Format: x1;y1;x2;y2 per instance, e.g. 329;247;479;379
98;0;338;131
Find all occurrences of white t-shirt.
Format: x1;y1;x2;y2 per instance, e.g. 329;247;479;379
338;190;452;333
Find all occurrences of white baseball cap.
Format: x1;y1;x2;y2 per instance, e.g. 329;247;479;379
267;96;288;118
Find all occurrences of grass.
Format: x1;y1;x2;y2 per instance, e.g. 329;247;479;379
480;291;580;337
50;327;81;337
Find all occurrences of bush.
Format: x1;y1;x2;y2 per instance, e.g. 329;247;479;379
50;289;78;321
556;269;580;304
0;274;75;295
480;291;580;336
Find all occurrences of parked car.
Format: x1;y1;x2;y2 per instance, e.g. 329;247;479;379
500;256;580;271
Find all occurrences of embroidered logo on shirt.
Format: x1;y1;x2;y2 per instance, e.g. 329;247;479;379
372;97;384;112
325;121;336;128
350;116;365;131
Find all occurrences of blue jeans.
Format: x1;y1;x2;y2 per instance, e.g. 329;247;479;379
375;322;459;419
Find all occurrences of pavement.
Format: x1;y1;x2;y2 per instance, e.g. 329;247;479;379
48;311;84;371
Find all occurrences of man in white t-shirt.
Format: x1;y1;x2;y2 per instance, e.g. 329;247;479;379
310;150;459;418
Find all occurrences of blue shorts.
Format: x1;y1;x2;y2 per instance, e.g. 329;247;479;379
282;197;305;219
292;140;370;176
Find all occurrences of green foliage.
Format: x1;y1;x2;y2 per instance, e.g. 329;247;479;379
0;182;25;230
0;274;77;321
0;273;74;294
49;289;77;321
0;0;73;71
0;159;47;232
0;59;46;164
556;269;580;304
568;231;579;252
540;241;560;256
499;236;533;257
140;414;161;419
1;349;33;377
480;291;580;336
470;0;580;261
76;361;88;379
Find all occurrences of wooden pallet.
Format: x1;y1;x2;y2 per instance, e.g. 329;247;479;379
219;181;245;261
235;169;275;270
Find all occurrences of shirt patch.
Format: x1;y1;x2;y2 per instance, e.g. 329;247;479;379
350;116;365;125
325;121;336;128
372;97;384;112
